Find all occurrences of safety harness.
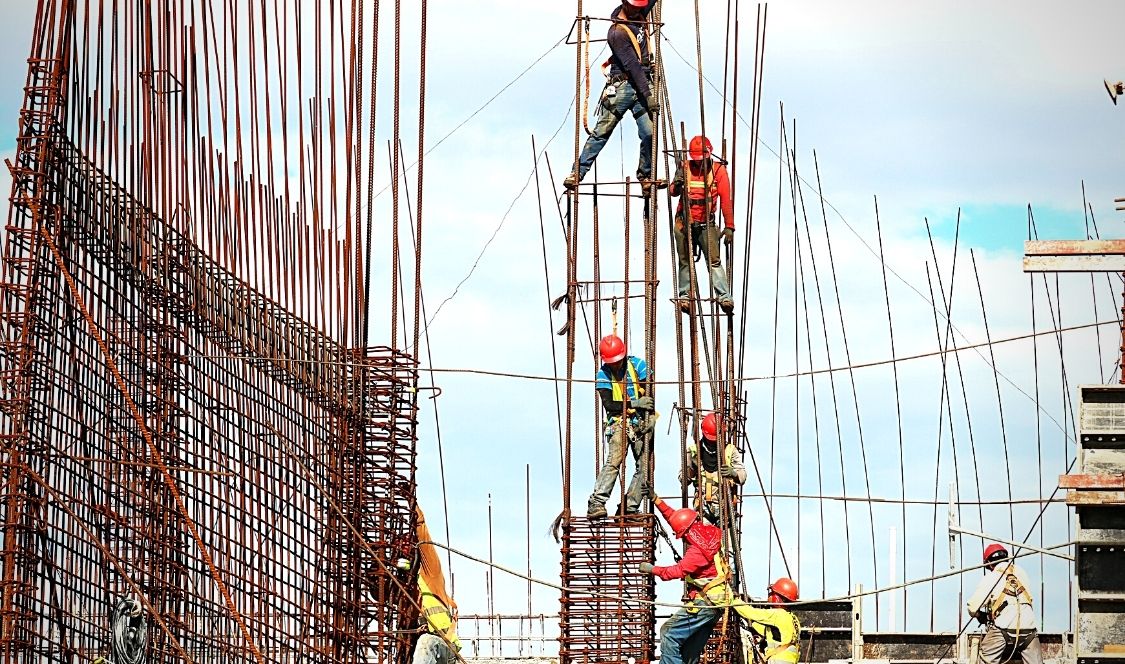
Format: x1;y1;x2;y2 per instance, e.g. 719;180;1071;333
683;162;718;223
684;552;733;605
607;359;642;424
602;20;648;79
419;577;461;650
989;562;1033;625
688;443;736;505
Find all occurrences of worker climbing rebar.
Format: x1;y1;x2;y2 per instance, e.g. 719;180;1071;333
670;135;735;313
738;578;802;664
586;334;656;518
639;496;725;664
681;411;746;525
414;507;463;664
564;0;661;191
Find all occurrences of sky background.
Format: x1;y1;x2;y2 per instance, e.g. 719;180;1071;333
2;0;1124;650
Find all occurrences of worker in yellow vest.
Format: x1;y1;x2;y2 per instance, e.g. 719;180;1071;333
414;507;461;664
733;578;802;664
681;411;746;525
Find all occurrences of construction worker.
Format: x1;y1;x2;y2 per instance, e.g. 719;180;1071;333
564;0;658;190
414;507;461;664
966;544;1042;664
669;136;735;314
681;411;746;525
734;578;802;664
587;334;655;518
639;497;725;664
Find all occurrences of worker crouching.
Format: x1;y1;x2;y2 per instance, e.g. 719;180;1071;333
639;498;726;664
966;544;1042;664
733;578;802;664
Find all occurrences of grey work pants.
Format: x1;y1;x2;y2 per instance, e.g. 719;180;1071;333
588;418;653;514
978;626;1042;664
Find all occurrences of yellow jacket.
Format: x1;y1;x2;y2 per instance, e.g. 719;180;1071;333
731;604;800;663
417;506;461;651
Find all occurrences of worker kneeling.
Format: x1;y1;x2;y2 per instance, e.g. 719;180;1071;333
639;497;726;664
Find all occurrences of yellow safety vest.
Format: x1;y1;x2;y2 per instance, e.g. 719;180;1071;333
607;360;642;422
419;577;461;651
687;444;737;504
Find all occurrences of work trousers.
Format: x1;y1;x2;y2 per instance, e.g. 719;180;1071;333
412;634;457;664
674;221;730;302
659;599;723;664
588;417;652;514
574;79;653;182
978;626;1042;664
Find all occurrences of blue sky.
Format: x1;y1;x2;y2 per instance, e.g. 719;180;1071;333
2;0;1124;647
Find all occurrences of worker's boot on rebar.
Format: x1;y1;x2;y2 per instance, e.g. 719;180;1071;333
718;297;734;314
586;503;608;519
564;172;580;190
676;298;692;315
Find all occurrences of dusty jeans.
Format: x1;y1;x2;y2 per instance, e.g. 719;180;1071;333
574;79;653;181
659;599;723;664
978;626;1041;664
412;634;457;664
587;417;653;514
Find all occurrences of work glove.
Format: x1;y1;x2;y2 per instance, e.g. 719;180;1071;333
631;396;654;411
646;94;660;116
720;465;740;480
639;562;655;575
648;486;660;502
721;227;735;247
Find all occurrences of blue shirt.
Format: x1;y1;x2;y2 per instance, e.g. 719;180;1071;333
607;5;655;100
596;355;649;399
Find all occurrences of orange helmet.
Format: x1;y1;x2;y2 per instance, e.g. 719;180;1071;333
689;135;712;161
700;412;718;441
599;335;626;364
667;508;698;538
768;577;799;603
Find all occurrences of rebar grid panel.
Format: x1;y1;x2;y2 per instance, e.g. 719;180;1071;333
699;616;742;664
0;132;420;662
560;515;656;664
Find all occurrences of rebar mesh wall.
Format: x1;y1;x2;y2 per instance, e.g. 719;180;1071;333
560;515;656;664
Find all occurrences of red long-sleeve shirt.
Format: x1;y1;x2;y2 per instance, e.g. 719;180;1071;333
652;500;721;582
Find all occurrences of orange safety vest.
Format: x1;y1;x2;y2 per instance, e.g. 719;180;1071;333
683;163;719;223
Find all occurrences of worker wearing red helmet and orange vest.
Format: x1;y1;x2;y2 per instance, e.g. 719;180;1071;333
966;544;1042;664
682;412;746;525
564;0;659;190
639;498;726;664
669;136;735;314
586;334;656;519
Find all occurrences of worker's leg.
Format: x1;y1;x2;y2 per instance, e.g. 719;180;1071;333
674;220;693;299
575;83;632;181
659;601;720;664
1016;630;1042;664
699;224;731;303
412;634;456;664
680;607;722;664
630;95;654;180
624;426;652;513
588;423;628;513
976;626;1008;664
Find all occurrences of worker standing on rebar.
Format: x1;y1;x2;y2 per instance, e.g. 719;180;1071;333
966;544;1042;664
587;334;656;518
732;578;802;664
670;135;735;314
681;411;746;525
638;497;725;664
414;507;462;664
564;0;659;190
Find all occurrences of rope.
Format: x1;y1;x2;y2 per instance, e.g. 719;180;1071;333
109;597;147;664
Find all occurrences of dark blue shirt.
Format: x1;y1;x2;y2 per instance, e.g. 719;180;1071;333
607;4;655;100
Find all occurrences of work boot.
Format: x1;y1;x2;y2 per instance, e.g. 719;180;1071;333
639;178;667;197
676;298;692;314
719;298;735;314
563;172;580;190
587;504;608;519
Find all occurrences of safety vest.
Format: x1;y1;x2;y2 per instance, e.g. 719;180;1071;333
419;577;461;651
687;443;737;504
685;553;733;604
989;562;1033;622
683;163;719;223
755;610;801;663
607;359;642;422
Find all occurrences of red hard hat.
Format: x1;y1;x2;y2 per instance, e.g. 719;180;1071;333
768;577;799;603
700;412;718;441
689;135;712;160
667;508;698;538
983;543;1009;565
624;0;650;6
599;335;627;364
